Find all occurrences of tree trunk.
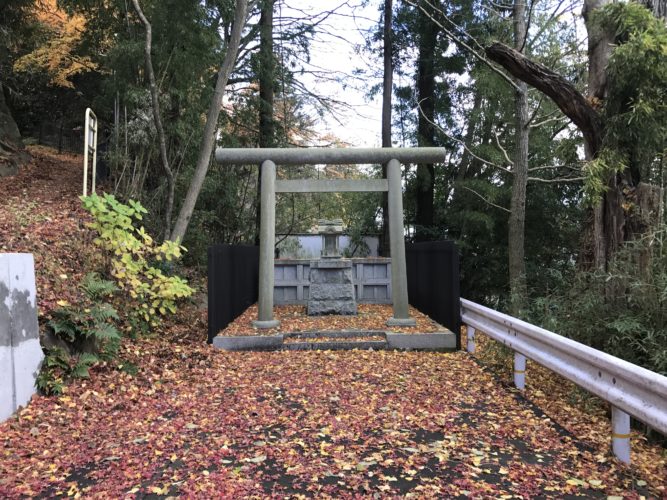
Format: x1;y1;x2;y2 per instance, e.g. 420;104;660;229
380;0;393;256
584;0;613;270
170;0;248;243
131;0;176;241
508;0;529;315
0;88;29;177
415;0;437;241
638;0;667;21
255;0;275;245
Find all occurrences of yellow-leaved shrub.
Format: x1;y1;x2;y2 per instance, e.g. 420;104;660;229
81;193;193;330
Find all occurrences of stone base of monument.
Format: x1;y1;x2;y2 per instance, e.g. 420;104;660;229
212;330;456;352
307;259;357;316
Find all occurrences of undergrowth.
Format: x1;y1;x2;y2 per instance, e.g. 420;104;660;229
38;195;194;394
528;225;667;375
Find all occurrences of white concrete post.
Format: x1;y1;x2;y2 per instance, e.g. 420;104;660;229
513;352;526;390
253;160;280;329
386;159;416;327
611;405;631;464
466;326;476;353
1;254;43;423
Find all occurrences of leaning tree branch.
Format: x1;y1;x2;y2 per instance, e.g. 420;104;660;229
460;185;511;213
486;42;603;154
131;0;175;241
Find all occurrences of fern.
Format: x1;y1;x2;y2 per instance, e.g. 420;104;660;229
72;353;98;379
82;272;118;300
48;316;77;342
39;273;124;393
93;322;120;340
90;303;119;322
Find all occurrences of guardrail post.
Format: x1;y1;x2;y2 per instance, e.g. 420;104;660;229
466;326;475;353
611;406;631;464
253;159;280;329
513;352;526;390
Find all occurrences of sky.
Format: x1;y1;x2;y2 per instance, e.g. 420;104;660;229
280;0;384;147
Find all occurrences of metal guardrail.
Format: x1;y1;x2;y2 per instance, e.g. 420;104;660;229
461;298;667;464
82;108;98;196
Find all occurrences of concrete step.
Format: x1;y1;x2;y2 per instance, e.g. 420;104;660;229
282;331;388;351
212;330;456;352
283;330;386;341
282;340;388;351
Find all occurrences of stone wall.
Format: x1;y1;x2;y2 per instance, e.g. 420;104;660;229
1;254;43;422
274;258;391;305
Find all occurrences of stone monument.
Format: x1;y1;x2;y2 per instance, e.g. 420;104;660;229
307;219;357;315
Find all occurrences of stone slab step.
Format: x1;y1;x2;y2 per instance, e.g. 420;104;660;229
212;331;456;352
282;340;388;351
283;330;386;341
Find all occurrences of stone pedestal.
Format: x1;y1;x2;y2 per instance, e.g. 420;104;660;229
307;260;357;315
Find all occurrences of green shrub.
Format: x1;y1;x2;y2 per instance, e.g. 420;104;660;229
80;193;194;330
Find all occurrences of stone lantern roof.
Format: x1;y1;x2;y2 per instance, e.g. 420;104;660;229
317;218;344;234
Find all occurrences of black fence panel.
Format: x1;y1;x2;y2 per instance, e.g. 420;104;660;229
406;241;461;349
208;244;259;343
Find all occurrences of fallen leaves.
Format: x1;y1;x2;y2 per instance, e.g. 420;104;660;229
0;337;664;498
220;303;444;336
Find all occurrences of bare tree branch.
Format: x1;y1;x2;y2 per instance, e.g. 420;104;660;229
527;176;585;183
460;185;511;213
131;0;175;240
405;0;520;91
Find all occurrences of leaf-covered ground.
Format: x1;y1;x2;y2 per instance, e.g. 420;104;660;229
219;303;444;336
1;322;665;498
0;146;96;315
1;147;665;498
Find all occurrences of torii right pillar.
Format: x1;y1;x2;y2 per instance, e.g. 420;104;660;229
386;158;416;327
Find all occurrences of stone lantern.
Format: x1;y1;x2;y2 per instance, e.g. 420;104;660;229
318;219;344;258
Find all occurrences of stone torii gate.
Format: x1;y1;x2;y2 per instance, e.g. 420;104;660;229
216;147;447;329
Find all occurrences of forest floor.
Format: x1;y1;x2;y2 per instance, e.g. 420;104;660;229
0;146;665;498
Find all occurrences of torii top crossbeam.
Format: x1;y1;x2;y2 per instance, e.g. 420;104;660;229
216;147;447;165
